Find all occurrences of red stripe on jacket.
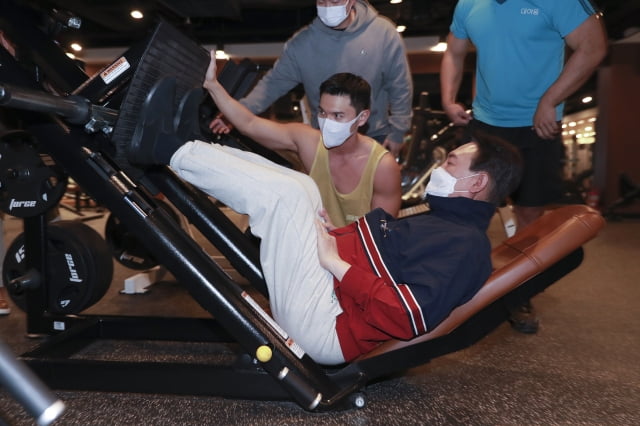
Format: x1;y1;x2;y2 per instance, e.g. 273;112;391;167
330;220;427;361
356;217;428;336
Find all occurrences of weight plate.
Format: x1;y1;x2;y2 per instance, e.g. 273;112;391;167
104;198;181;270
2;220;113;314
52;221;113;309
0;130;68;218
104;213;158;270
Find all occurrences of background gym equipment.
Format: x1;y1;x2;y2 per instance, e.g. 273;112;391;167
398;92;467;214
3;220;113;314
104;198;181;270
0;130;68;219
0;0;605;412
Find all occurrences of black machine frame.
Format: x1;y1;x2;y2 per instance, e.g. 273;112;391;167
0;1;587;411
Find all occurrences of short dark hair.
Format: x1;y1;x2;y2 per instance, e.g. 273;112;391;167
468;130;523;206
319;73;371;113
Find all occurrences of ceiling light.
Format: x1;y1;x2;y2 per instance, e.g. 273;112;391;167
70;42;82;52
430;42;448;52
390;0;403;4
396;25;406;33
581;96;593;104
130;10;144;19
215;49;229;60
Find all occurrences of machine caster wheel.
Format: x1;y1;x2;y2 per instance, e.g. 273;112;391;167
350;392;367;409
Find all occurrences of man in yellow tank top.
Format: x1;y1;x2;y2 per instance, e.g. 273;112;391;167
206;71;401;227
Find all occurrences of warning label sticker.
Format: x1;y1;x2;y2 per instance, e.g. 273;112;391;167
100;56;130;85
241;291;305;359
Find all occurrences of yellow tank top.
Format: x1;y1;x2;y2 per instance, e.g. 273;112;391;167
309;138;388;227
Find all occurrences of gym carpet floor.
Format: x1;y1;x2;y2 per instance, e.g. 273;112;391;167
0;204;638;425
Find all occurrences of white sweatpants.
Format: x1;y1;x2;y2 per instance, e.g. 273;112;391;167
170;141;345;364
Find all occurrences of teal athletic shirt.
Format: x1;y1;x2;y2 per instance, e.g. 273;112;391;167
451;0;595;127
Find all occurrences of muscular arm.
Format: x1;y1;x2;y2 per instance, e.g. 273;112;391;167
381;30;414;149
534;15;608;139
381;52;411;156
440;32;473;125
371;153;402;217
240;41;302;114
203;52;314;155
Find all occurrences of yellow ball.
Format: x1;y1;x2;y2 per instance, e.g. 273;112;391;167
255;345;272;362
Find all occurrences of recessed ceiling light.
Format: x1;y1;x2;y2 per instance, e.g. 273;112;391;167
215;49;229;60
430;42;448;52
130;10;144;19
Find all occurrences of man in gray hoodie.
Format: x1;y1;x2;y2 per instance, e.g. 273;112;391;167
210;0;413;157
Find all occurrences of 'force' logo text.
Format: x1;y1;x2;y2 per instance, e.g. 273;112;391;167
65;253;83;283
9;199;37;210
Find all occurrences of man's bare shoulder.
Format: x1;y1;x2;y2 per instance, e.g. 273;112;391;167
376;149;401;176
288;123;320;170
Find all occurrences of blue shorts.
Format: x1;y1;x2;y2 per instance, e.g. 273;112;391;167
469;120;564;207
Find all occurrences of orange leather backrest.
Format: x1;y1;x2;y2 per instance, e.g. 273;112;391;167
357;205;605;359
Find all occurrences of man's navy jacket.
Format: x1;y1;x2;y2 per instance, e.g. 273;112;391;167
332;195;495;361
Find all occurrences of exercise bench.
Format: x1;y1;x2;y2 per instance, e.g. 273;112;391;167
353;204;604;375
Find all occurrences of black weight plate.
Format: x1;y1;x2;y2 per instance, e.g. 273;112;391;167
104;213;158;270
2;220;113;314
52;221;113;309
104;198;181;270
3;234;30;312
0;130;68;218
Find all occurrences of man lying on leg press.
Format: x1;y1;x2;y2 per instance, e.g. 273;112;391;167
126;52;523;365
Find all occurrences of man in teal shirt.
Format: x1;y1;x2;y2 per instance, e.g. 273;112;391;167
440;0;607;332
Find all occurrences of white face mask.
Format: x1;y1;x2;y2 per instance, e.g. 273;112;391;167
318;113;361;148
426;166;480;197
317;2;350;27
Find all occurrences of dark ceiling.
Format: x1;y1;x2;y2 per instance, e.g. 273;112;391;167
4;0;638;115
20;0;640;52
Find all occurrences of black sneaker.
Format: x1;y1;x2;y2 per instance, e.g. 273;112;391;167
175;87;205;141
508;301;539;334
127;77;177;166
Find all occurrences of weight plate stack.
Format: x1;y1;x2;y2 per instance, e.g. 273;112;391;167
2;220;114;314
